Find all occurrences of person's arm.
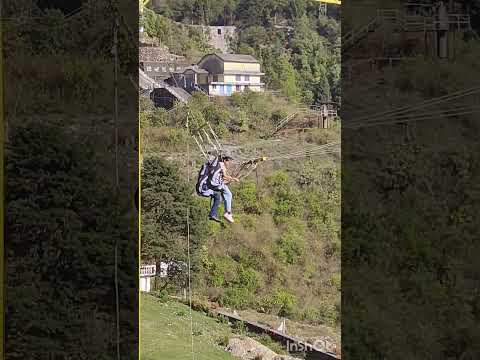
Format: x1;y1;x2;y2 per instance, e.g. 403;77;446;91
221;163;239;183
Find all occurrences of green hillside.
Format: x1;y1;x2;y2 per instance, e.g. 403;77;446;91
141;92;341;332
141;294;236;360
140;0;342;349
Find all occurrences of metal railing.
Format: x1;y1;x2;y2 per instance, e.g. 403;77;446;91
343;8;472;53
140;265;156;277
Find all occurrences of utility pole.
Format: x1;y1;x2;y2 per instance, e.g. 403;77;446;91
436;1;449;59
112;12;121;360
0;4;4;358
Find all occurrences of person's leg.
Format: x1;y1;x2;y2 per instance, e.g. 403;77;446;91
222;185;233;214
209;192;221;220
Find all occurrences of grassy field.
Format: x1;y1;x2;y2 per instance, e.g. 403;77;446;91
141;293;236;360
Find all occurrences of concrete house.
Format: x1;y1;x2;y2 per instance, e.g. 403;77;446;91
168;65;209;94
196;54;265;96
139;44;189;82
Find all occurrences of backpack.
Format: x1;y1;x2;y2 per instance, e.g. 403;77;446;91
196;158;218;197
206;158;224;191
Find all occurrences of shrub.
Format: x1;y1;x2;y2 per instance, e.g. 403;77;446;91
260;289;298;318
276;232;304;265
275;290;298;318
231;320;247;335
190;297;212;314
273;190;303;218
325;238;341;259
237;248;265;271
232;266;262;292
175;310;187;317
215;335;229;347
317;300;339;327
153;290;169;303
231;108;250;131
218;287;253;310
148;127;187;150
305;128;339;145
149;108;168;127
302;307;320;322
252;334;288;355
236;181;260;214
330;274;341;291
203;256;236;287
275;223;307;265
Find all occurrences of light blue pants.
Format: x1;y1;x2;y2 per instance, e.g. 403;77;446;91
221;185;232;213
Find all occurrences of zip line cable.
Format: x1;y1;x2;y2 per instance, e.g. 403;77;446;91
344;86;480;128
191;125;340;178
345;106;480;129
193;135;208;160
190;86;479;171
185;114;196;360
267;142;340;159
345;105;480;128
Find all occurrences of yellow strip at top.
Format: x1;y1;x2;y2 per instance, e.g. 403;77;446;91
314;0;341;5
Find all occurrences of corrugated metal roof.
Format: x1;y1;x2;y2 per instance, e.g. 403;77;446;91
166;86;191;103
139;68;157;90
139;69;191;103
183;65;209;74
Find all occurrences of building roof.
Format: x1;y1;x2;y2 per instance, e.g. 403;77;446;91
140;46;187;63
139;68;157;90
139;68;191;103
183;65;208;74
215;53;259;63
159;84;192;103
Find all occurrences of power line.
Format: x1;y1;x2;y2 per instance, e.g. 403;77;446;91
344;86;480;128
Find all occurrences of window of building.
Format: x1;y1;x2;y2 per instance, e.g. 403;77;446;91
162;66;167;72
236;74;241;81
146;66;152;72
154;67;159;72
236;85;241;91
212;84;217;90
213;75;219;82
218;28;222;35
244;75;250;81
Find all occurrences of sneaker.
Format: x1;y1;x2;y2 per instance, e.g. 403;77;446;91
209;216;221;223
223;212;234;223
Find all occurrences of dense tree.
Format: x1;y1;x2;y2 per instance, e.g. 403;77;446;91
6;119;137;359
141;156;209;268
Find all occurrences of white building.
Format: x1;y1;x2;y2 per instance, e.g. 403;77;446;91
140;264;156;292
195;54;265;96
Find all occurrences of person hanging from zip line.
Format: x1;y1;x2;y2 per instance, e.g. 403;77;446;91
196;156;223;223
208;154;239;223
